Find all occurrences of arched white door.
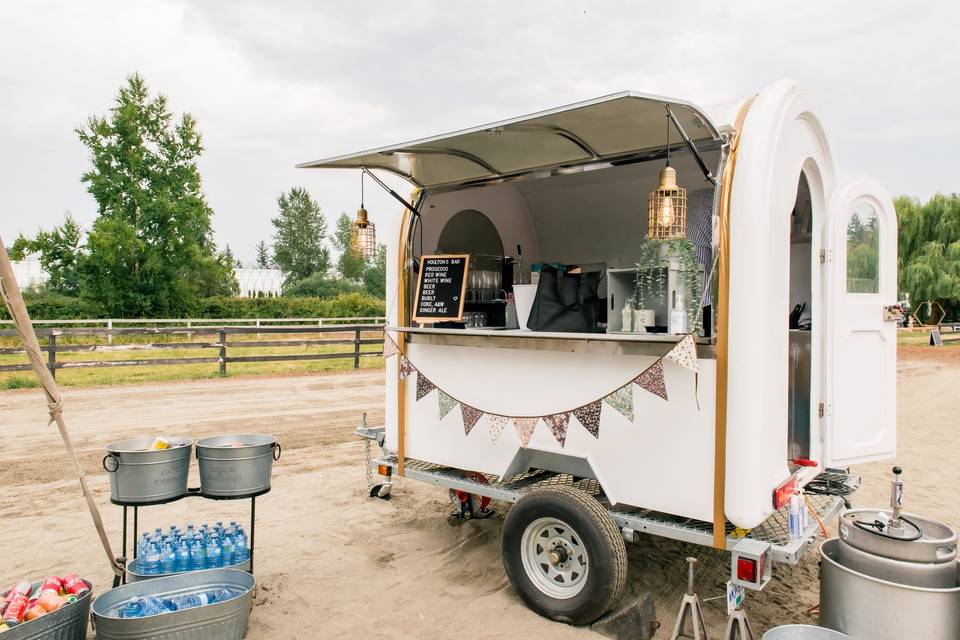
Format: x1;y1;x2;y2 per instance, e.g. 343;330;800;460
824;177;898;466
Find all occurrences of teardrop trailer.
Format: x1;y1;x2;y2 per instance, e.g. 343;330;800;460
299;79;899;624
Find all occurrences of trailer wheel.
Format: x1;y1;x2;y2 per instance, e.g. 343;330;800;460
502;486;627;625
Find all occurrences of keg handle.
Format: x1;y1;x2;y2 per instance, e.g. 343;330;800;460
102;453;119;473
273;442;282;461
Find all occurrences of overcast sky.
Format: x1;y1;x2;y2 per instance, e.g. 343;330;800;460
1;1;957;264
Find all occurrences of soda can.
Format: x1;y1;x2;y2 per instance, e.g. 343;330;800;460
4;582;31;601
2;593;28;626
61;575;88;596
39;576;62;595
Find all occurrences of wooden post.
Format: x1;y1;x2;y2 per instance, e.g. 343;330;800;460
219;330;227;376
47;333;57;380
354;327;361;368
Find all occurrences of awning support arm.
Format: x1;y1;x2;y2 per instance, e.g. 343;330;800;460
666;105;717;185
362;167;421;219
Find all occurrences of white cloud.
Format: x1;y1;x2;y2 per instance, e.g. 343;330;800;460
1;0;958;263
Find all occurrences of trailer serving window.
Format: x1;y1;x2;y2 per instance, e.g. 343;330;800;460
300;92;723;346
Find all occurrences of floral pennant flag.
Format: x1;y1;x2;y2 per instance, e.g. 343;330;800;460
438;391;458;419
603;385;634;422
544;413;571;447
460;404;484;436
416;372;436;400
398;355;414;379
383;334;398;358
665;334;699;373
572;400;602;439
634;360;668;401
512;417;538;447
487;414;509;444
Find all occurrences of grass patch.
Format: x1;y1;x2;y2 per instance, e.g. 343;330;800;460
2;376;40;390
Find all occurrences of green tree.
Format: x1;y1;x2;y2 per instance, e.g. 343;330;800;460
76;73;234;316
255;240;272;268
10;213;85;295
897;193;960;319
283;272;361;298
333;212;367;281
271;187;330;283
362;244;387;299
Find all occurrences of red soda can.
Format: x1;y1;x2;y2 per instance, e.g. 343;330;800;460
40;576;62;595
61;575;88;596
2;593;28;626
4;581;31;601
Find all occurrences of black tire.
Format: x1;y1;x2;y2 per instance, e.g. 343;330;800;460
501;486;627;625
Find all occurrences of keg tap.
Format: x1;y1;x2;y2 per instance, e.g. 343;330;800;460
889;466;903;529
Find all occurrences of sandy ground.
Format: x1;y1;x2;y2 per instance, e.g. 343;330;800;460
0;353;956;639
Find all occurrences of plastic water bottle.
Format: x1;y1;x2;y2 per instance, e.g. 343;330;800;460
234;526;249;562
788;492;805;540
221;531;235;566
121;596;169;618
186;523;195;539
162;589;231;611
137;532;151;559
176;539;190;572
142;538;162;575
206;533;223;568
160;539;177;574
190;534;206;570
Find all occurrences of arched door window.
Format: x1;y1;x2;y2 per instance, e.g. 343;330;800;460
845;201;880;294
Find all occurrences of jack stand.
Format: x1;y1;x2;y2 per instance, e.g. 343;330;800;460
670;557;709;640
723;606;755;640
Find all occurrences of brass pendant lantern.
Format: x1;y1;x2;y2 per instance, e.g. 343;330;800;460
647;116;687;239
350;172;377;259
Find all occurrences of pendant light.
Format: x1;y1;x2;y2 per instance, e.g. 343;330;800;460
350;170;377;259
648;114;687;240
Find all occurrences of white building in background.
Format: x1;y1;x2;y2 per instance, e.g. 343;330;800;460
235;268;284;297
11;259;50;290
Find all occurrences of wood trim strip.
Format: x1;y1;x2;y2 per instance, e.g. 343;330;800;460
713;97;756;548
396;201;414;477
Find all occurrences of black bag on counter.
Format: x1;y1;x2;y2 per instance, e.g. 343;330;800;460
526;265;602;333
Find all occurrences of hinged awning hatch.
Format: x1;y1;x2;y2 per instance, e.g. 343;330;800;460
297;91;721;189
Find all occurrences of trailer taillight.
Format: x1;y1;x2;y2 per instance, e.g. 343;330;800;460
737;557;757;584
730;539;771;591
773;476;798;510
377;464;391;477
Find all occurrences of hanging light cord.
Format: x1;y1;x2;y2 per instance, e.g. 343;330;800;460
360;170;365;208
665;113;671;167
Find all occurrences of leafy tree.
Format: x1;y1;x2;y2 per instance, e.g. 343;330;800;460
362;244;387;299
283;272;361;298
333;212;367;281
255;240;272;268
76;73;234;316
271;187;330;283
10;213;85;295
897;193;960;320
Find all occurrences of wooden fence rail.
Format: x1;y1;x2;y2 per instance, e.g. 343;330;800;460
0;324;385;379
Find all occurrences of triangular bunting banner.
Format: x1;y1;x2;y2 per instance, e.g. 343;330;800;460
487;415;509;444
398;355;414;379
382;334;398;358
572;401;601;438
438;391;458;419
416;372;436;400
544;413;571;447
634;360;668;400
460;404;484;436
603;385;634;422
513;417;538;447
665;334;699;373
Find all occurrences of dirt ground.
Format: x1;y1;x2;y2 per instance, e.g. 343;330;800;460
0;351;956;638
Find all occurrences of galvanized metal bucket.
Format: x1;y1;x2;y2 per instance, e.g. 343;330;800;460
196;434;280;497
2;579;92;640
90;568;255;640
762;625;852;639
104;437;192;505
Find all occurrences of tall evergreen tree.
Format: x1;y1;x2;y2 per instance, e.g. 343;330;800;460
75;73;234;315
255;240;272;268
362;244;387;299
271;187;330;283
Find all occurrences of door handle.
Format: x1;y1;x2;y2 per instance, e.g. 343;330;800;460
882;305;904;322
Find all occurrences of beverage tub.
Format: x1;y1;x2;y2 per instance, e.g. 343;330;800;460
196;434;280;498
91;569;255;640
104;438;193;505
1;579;92;640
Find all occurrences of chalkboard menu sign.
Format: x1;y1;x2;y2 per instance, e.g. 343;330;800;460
413;254;470;323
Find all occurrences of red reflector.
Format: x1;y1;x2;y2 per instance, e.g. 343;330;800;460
773;476;798;510
737;557;757;584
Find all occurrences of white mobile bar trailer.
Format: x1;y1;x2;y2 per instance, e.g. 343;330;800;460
300;79;898;624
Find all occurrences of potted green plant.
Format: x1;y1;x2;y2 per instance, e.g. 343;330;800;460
634;238;702;333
